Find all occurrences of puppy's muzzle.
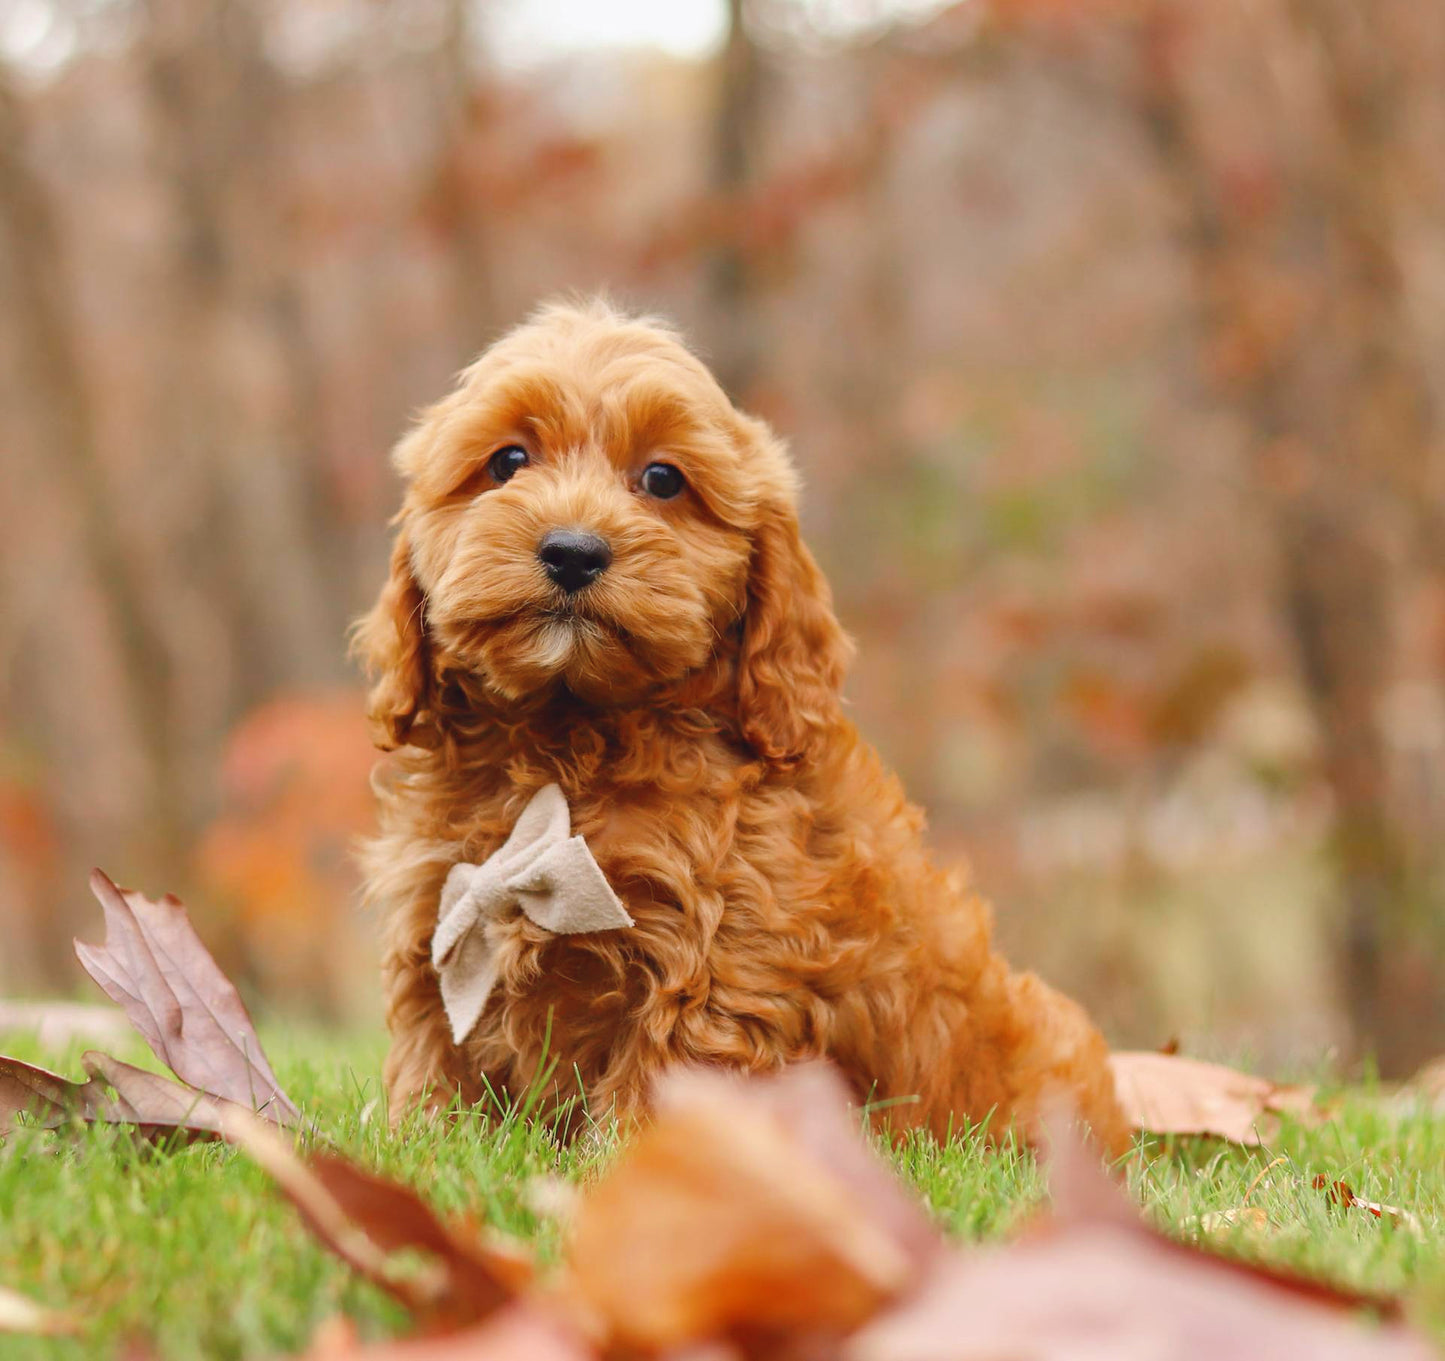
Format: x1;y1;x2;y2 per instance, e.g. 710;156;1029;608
538;529;612;595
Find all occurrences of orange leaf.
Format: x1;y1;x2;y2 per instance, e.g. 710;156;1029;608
850;1119;1425;1361
1108;1051;1322;1144
222;1108;526;1330
567;1064;936;1351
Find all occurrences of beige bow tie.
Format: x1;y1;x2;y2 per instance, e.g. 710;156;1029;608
432;784;634;1045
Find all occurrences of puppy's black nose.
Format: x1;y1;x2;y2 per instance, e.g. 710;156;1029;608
537;529;612;594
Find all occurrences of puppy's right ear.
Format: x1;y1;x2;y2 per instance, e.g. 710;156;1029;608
351;528;434;751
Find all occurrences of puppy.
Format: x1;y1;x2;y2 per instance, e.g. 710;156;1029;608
355;299;1128;1155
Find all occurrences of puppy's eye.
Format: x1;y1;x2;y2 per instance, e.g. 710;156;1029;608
640;462;686;500
488;445;529;484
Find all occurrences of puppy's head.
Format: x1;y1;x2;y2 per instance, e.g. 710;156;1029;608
353;299;852;763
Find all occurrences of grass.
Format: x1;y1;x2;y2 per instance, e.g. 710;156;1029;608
2;1023;1445;1359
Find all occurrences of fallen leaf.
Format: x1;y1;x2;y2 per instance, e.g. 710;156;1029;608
0;1285;76;1336
848;1119;1430;1361
1194;1205;1271;1234
1050;1121;1403;1317
1315;1177;1360;1207
75;869;299;1125
696;1062;942;1271
849;1226;1429;1361
221;1106;522;1329
82;1051;232;1136
1186;1156;1282;1236
1312;1176;1421;1233
0;1050;228;1141
0;1055;85;1128
567;1063;936;1352
1109;1051;1321;1144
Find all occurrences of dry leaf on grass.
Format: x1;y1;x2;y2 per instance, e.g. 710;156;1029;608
1187;1156;1282;1237
222;1107;525;1330
75;869;299;1125
566;1063;937;1352
235;1058;1435;1361
0;1285;76;1336
1048;1130;1403;1319
1313;1177;1421;1233
1195;1205;1271;1234
688;1062;942;1270
0;1051;228;1141
1109;1051;1322;1144
245;1064;935;1355
2;868;302;1141
848;1119;1431;1361
1191;1169;1421;1239
1;1055;99;1129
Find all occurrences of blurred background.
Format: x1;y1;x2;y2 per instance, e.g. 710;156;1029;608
3;0;1444;1075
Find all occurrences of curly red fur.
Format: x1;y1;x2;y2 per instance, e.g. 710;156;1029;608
354;299;1128;1155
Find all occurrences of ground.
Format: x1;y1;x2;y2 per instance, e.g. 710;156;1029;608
2;1024;1444;1359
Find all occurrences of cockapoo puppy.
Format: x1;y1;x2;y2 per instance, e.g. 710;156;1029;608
355;299;1128;1155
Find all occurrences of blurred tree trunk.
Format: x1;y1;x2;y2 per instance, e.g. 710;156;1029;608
709;0;768;399
1134;0;1443;1073
433;0;498;355
139;0;350;716
0;72;182;868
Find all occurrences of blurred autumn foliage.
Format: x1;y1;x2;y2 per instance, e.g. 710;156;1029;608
195;693;376;1014
2;0;1444;1067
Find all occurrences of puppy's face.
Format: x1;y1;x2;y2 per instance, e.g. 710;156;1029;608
357;302;851;761
399;310;765;704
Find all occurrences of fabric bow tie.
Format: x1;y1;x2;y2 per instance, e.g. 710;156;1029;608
431;783;634;1045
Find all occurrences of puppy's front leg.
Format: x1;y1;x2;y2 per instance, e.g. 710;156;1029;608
379;880;479;1121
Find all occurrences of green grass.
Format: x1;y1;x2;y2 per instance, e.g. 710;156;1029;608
2;1024;1444;1359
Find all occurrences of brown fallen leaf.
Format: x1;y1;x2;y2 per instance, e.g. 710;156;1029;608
1195;1204;1271;1234
222;1106;522;1330
1109;1051;1321;1144
849;1226;1430;1361
0;1050;228;1141
0;1285;77;1336
75;869;299;1125
1050;1121;1405;1317
1;1055;90;1129
1187;1156;1283;1237
1313;1176;1421;1233
848;1118;1431;1361
693;1062;942;1271
567;1063;937;1352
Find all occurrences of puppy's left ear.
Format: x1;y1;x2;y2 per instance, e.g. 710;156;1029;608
736;460;853;766
350;527;437;751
